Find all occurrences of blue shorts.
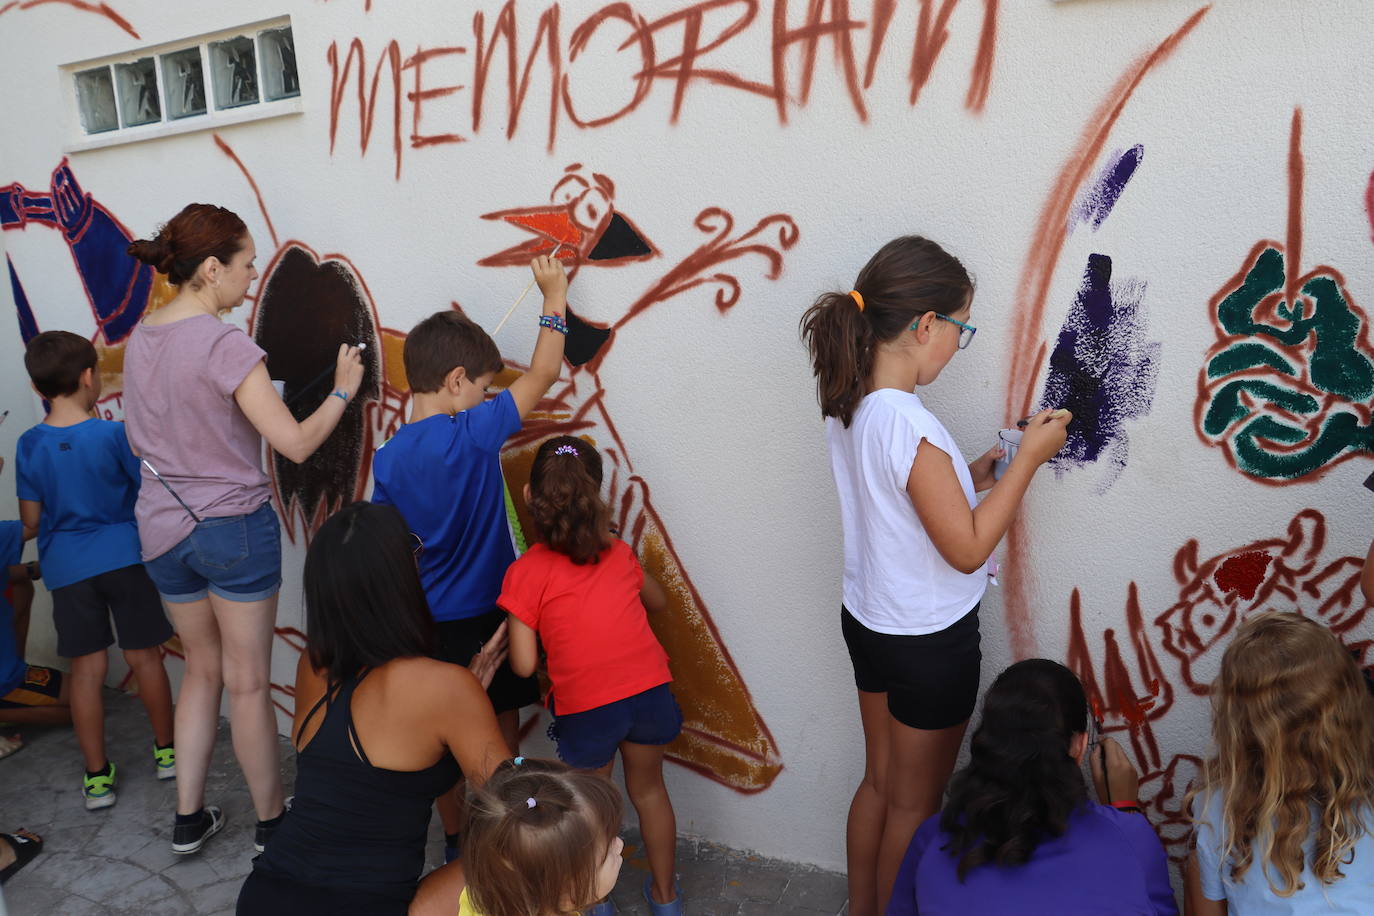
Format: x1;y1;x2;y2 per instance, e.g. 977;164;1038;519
549;683;683;770
144;503;282;604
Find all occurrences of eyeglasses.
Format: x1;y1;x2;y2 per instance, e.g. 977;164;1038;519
911;313;977;349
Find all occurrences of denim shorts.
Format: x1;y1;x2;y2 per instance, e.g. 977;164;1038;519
549;683;683;770
144;502;282;603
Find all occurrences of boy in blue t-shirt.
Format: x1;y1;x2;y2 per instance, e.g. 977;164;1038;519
17;331;176;811
372;255;568;857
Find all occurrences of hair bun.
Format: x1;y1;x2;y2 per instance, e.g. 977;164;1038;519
127;232;175;274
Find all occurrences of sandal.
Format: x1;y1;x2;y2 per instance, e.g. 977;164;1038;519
0;734;23;761
0;829;43;884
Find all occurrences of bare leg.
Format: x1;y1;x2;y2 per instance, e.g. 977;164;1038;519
123;647;174;748
10;580;33;657
166;598;222;816
620;741;677;904
874;718;967;916
210;592;283;822
68;650;110;772
846;690;891;916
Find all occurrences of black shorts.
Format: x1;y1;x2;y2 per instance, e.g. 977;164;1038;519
51;565;174;658
841;604;981;730
435;609;539;715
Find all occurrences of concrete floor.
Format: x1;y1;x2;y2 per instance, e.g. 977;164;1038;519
0;690;847;915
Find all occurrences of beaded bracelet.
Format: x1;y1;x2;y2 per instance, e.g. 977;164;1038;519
539;314;569;335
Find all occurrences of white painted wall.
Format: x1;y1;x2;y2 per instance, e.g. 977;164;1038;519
2;0;1371;873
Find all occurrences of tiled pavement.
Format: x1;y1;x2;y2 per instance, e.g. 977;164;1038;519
1;690;847;915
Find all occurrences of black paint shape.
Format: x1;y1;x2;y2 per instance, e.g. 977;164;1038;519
588;212;653;261
564;306;612;367
1364;470;1374;492
254;245;381;538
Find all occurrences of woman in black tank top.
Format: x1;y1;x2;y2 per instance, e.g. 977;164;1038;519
236;503;510;915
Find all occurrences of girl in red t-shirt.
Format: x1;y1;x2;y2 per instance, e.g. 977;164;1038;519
498;436;683;916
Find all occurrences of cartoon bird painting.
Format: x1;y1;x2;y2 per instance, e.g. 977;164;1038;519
479;165;798;792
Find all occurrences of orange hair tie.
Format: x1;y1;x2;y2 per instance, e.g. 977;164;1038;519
849;290;865;312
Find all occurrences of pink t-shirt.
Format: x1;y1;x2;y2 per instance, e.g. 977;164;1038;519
123;314;271;560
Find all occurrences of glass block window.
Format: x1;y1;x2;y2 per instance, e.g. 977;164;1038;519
114;57;161;127
75;67;119;134
161;48;207;120
65;19;301;149
209;36;259;110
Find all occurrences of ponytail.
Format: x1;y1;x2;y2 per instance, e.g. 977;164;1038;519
800;236;974;427
527;436;612;565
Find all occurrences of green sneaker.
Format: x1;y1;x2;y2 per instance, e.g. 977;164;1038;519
83;762;117;810
153;744;176;781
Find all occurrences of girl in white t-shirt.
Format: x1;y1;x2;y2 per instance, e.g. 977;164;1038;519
800;236;1070;916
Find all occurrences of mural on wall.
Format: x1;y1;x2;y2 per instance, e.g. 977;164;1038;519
1195;110;1374;484
2;159;178;414
1069;507;1373;861
999;6;1208;657
0;0;138;38
325;0;1000;176
481;167;796;792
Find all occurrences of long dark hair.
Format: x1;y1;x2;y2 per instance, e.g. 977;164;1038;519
799;236;973;427
527;436;611;565
304;502;434;681
941;659;1090;880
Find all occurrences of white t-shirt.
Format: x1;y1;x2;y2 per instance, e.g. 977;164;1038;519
827;388;986;635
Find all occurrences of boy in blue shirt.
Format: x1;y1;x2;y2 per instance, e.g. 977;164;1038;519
18;331;176;810
372;255;567;857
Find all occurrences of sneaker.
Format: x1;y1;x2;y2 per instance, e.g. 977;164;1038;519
642;877;683;916
172;806;225;855
585;901;616;916
253;798;292;853
153;744;176;781
82;762;117;810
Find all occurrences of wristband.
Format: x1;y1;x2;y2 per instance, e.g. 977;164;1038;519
1109;800;1141;811
24;561;39;581
330;390;349;403
539;314;569;335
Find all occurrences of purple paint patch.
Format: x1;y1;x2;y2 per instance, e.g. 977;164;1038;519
1038;254;1160;490
1072;145;1144;231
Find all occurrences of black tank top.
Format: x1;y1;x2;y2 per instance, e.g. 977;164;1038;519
252;670;462;902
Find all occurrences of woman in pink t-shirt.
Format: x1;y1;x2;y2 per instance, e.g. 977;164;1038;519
124;204;363;856
498;436;682;916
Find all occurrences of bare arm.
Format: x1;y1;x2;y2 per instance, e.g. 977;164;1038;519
18;499;39;542
908;410;1070;575
505;613;539;679
507;256;569;419
1184;850;1227;916
641;571;668;615
439;667;512;785
234;345;363;464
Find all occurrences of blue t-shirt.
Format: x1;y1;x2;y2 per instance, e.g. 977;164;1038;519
1195;791;1374;914
16;419;144;591
888;804;1177;916
372;392;521;622
0;521;27;696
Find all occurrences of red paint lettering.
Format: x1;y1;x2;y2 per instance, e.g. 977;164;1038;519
472;0;563;149
327;38;405;179
405;46;468;148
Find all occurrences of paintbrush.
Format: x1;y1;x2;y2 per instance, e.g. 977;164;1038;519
492;243;564;335
1016;408;1070;428
141;458;202;523
286;343;368;409
0;409;8;428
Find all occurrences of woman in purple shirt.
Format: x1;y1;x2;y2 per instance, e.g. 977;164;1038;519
888;659;1177;915
124;205;362;856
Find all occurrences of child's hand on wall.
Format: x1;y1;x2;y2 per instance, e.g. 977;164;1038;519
531;255;568;311
1090;736;1141;807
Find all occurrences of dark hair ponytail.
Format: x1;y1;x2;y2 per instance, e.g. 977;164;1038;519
128;202;248;288
940;659;1090;880
800;236;974;426
527;436;611;565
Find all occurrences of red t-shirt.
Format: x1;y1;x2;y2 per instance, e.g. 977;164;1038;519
498;539;671;715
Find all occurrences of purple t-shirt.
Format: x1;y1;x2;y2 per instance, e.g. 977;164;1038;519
123;314;271;560
888;804;1178;916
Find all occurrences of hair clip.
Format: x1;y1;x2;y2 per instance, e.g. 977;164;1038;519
554;444;578;456
513;756;524;766
526;797;537;809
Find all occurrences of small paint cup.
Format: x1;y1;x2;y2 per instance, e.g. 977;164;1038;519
271;380;286;399
993;429;1022;481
